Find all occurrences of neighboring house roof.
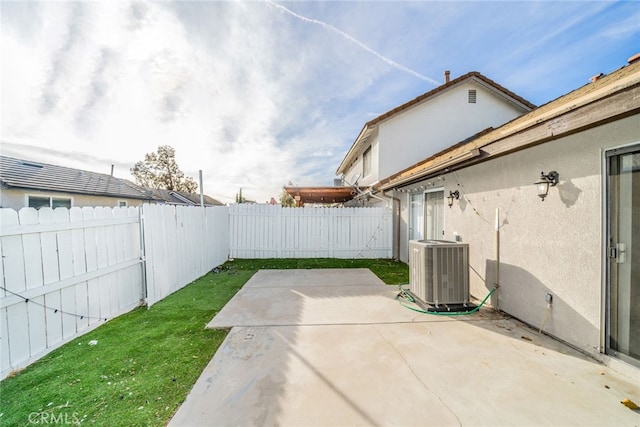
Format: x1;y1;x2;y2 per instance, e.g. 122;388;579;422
336;71;536;175
147;188;224;206
376;56;640;191
284;186;360;206
0;156;156;200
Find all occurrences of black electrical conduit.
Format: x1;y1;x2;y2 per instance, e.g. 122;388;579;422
396;285;497;316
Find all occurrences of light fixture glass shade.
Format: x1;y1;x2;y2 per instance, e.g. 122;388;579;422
534;171;558;201
536;180;550;200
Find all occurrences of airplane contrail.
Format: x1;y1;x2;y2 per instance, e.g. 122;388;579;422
265;0;440;86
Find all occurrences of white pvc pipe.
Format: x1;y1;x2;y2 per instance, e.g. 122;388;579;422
495;207;500;311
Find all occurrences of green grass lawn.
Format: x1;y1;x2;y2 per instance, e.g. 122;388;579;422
226;258;408;285
0;259;407;426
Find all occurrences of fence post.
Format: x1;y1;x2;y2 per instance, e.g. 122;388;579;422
139;205;148;305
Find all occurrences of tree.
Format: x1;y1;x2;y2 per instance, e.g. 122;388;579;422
235;188;245;204
279;188;296;207
131;145;197;192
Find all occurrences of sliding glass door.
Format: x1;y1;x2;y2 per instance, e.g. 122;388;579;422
425;190;444;240
409;193;424;241
606;145;640;366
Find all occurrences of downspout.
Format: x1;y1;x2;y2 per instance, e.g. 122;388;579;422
347;178;390;208
365;190;390;208
383;189;401;261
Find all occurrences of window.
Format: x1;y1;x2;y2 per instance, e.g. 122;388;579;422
118;201;128;207
606;145;640;365
51;198;71;208
363;146;372;177
409;189;444;242
468;89;477;104
425;190;444;239
409;193;424;241
28;196;51;209
28;195;72;209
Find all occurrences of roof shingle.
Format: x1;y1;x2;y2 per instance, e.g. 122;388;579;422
0;156;154;200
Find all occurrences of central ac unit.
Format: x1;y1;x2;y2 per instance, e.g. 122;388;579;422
409;240;469;306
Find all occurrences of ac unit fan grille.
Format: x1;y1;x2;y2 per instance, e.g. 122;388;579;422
409;240;469;306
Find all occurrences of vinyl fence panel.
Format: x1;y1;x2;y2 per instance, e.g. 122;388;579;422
229;205;392;259
142;205;229;306
2;202;389;379
0;206;143;379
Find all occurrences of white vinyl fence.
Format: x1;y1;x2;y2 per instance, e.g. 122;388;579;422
142;204;229;306
0;206;143;380
1;203;389;378
230;204;392;259
0;205;229;379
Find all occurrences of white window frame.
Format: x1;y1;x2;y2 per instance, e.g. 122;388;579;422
409;192;424;241
363;146;372;178
424;188;445;240
118;200;128;207
26;194;73;209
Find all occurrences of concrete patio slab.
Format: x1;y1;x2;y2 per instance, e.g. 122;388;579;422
241;269;386;288
207;269;498;328
171;269;640;427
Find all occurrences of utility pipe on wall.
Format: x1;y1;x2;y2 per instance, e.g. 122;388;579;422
495;207;500;311
383;190;401;261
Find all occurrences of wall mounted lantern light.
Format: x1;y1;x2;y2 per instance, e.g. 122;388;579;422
447;190;460;208
535;171;559;201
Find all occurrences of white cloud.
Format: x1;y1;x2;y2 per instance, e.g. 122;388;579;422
1;1;637;204
264;0;440;85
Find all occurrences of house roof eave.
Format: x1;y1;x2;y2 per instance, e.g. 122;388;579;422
0;156;160;201
336;125;376;176
285;186;361;205
2;181;158;201
375;59;640;193
335;71;535;177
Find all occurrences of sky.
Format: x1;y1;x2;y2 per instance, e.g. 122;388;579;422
1;1;638;204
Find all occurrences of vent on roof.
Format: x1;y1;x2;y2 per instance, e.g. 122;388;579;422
468;89;477;104
21;161;44;168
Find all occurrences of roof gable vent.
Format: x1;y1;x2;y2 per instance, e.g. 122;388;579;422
468;89;477;104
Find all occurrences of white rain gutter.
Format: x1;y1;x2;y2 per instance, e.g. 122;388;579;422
379;148;481;191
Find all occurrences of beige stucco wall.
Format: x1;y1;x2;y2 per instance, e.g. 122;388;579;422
342;80;528;190
437;115;639;355
394;114;638;356
378;81;527;179
0;188;148;210
342;132;380;188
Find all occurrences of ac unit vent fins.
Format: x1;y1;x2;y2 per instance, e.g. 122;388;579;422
409;240;470;306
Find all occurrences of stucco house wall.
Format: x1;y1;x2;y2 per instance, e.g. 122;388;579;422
378;81;526;179
437;115;638;356
337;73;533;202
343;133;381;188
0;188;148;210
